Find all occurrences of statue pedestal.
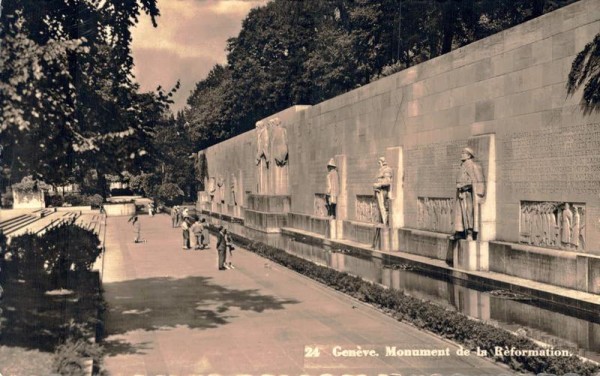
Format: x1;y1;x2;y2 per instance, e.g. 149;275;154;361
454;240;489;271
328;219;344;240
244;194;290;233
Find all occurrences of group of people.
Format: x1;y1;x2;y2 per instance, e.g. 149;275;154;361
175;208;236;270
171;206;189;227
180;216;210;250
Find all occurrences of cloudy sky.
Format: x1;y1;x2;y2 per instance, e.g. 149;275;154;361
131;0;269;112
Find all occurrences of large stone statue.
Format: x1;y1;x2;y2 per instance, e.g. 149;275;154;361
373;157;393;225
217;175;225;204
270;117;288;167
230;173;238;206
451;147;485;241
207;177;216;201
256;120;270;167
325;158;340;218
255;120;269;193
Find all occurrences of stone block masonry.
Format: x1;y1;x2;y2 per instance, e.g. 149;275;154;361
196;0;600;294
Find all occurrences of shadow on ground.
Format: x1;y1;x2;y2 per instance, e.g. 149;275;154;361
101;276;299;356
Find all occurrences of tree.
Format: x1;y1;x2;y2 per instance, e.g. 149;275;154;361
567;33;600;113
0;0;171;193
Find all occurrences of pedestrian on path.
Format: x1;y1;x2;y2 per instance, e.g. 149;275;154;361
217;226;227;270
148;202;154;217
181;217;191;250
200;218;210;249
171;207;179;227
128;215;142;243
190;218;203;250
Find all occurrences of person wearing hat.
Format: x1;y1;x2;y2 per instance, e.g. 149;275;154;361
373;157;393;225
325;158;340;218
451;147;485;241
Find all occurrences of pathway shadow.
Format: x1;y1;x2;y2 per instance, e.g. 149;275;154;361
101;275;299;356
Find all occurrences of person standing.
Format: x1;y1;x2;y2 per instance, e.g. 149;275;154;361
181;217;191;250
190;219;203;250
129;215;142;243
171;207;178;228
200;218;210;249
451;147;485;241
216;226;227;270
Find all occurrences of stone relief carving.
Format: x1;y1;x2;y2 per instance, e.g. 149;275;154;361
314;194;329;218
418;197;454;233
519;201;585;251
356;195;381;224
270;117;288;167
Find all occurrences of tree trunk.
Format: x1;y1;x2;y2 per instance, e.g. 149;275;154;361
440;1;457;54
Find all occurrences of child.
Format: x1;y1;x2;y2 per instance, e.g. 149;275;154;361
225;231;235;269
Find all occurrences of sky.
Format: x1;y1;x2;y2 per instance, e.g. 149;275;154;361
131;0;269;112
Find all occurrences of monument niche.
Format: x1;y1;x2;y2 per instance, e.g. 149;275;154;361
287;155;347;239
245;117;291;233
343;149;404;252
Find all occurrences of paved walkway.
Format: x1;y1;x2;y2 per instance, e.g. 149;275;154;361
101;214;514;375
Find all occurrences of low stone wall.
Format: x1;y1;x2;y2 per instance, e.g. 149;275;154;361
287;212;330;238
103;203;135;217
489;241;595;291
12;190;45;209
398;228;451;261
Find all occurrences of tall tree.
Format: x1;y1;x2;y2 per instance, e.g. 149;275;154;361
0;0;168;191
567;33;600;114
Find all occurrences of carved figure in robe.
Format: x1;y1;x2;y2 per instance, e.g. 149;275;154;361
256;120;270;167
561;203;573;246
217;175;225;204
230;173;238;206
572;207;581;248
373;157;393;225
451;147;485;241
269;118;288;167
207;177;216;201
325;158;340;218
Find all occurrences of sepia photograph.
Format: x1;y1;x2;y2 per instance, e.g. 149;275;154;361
0;0;599;375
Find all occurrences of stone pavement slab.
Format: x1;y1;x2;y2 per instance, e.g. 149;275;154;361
101;214;514;375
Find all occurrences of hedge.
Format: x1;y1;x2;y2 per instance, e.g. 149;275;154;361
229;233;600;376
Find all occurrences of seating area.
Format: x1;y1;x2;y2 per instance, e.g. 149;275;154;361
1;209;106;247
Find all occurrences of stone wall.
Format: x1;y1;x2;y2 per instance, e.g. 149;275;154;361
12;190;45;209
199;0;600;258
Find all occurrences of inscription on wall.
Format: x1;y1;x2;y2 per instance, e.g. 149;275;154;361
314;194;328;218
405;140;464;196
417;197;454;233
500;124;600;195
356;195;381;224
520;201;585;251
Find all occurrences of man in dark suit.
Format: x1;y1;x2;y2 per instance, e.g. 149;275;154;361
216;226;227;270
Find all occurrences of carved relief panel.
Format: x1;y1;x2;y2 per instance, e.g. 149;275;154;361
417;197;454;233
519;201;586;251
355;195;381;224
314;194;329;218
